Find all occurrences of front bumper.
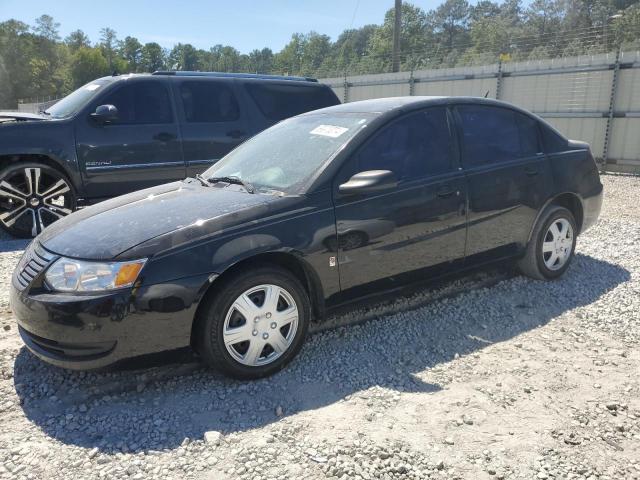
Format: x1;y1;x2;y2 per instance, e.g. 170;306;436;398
10;271;212;370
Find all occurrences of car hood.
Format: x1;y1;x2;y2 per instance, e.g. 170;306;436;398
0;111;47;122
38;179;286;260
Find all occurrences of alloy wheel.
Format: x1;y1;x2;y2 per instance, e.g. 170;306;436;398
223;284;299;367
542;217;573;271
0;167;74;237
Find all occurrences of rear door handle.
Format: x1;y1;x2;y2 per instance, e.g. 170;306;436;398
153;132;176;142
524;166;539;176
227;130;246;139
436;185;459;198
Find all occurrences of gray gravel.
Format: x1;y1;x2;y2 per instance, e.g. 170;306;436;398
0;173;639;479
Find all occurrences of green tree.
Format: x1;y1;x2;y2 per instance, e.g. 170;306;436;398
69;47;109;88
429;0;471;50
367;3;431;72
33;14;60;41
168;43;200;70
331;25;379;74
248;48;274;73
99;27;118;70
300;32;331;75
0;20;34;107
65;29;91;51
140;42;166;72
120;36;143;71
274;33;306;74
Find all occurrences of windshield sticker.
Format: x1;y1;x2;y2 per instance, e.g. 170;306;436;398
85;84;101;91
310;125;349;138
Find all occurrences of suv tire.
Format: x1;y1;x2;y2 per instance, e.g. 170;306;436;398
0;162;76;238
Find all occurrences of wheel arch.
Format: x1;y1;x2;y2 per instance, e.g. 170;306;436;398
190;250;326;347
527;192;585;243
0;154;80;195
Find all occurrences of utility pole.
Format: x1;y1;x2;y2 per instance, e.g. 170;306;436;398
392;0;402;72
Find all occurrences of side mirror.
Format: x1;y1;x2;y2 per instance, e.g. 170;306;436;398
90;104;118;124
338;170;398;195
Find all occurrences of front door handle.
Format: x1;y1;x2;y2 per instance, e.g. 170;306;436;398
227;130;246;139
524;166;539;176
436;186;459;198
153;132;176;142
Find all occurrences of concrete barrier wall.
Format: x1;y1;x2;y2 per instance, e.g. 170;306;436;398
321;50;640;174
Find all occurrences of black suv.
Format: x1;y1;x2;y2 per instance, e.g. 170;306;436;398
0;72;339;237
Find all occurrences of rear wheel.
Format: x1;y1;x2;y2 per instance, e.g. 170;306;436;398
0;163;76;238
518;205;577;280
195;266;310;379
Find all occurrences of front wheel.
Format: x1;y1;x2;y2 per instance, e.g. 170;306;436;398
518;205;577;280
0;163;76;238
195;266;310;379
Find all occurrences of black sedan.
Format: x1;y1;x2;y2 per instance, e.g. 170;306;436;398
10;97;603;379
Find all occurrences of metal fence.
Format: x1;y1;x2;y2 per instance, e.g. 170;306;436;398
17;97;59;114
321;49;640;174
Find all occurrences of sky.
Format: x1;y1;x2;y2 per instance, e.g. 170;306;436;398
0;0;449;54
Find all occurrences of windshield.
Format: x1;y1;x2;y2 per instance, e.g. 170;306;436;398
45;78;114;118
203;113;372;194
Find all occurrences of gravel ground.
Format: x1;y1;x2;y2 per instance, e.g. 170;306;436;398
0;173;639;480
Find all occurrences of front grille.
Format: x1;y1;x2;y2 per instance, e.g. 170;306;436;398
14;242;56;290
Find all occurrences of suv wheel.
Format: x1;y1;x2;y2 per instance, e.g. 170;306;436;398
0;163;76;238
195;266;310;379
518;205;577;280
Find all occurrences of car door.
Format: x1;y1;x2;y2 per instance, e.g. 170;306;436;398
453;104;553;260
76;78;184;199
172;78;251;177
332;107;468;294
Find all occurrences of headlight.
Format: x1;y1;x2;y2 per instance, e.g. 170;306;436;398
44;258;146;292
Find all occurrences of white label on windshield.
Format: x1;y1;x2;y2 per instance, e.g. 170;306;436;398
85;84;101;91
310;125;349;138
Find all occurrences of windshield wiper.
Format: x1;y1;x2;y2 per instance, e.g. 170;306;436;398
195;173;210;187
202;175;255;194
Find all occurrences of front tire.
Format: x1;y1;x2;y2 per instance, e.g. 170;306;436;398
195;266;310;379
0;162;76;238
518;205;577;280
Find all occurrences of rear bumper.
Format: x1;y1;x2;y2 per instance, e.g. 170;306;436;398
10;272;212;370
582;184;603;233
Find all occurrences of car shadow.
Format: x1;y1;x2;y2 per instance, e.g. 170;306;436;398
13;253;629;454
0;238;30;253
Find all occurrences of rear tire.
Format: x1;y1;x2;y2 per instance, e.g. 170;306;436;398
195;265;310;379
0;162;76;238
518;205;577;280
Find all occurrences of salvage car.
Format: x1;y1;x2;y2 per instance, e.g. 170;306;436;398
11;97;603;379
0;72;339;237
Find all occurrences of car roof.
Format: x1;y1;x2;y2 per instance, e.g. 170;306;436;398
303;95;529;116
96;72;320;84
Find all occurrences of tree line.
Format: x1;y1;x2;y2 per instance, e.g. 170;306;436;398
1;0;639;109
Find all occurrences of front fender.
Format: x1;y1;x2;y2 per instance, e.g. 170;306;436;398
0;120;83;195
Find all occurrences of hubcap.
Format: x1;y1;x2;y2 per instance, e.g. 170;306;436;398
0;167;73;237
542;218;573;271
223;284;299;367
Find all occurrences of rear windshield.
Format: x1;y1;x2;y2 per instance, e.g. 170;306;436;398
245;82;339;121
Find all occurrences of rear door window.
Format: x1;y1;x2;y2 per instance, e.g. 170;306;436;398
179;81;240;123
457;105;541;166
244;82;338;121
